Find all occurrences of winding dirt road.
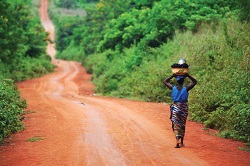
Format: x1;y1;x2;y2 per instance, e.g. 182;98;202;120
0;0;249;165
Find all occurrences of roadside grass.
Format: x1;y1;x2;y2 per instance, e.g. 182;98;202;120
239;143;250;152
26;136;44;142
23;110;36;115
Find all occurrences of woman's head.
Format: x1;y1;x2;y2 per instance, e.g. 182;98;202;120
176;76;184;85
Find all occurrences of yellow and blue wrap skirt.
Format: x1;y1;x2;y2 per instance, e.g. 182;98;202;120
170;102;188;138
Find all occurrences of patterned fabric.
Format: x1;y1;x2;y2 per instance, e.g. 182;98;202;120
170;102;188;138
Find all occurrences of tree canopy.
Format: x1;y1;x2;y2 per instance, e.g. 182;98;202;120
0;0;53;80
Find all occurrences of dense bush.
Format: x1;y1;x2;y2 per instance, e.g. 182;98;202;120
223;104;250;142
0;78;27;142
187;20;250;142
9;56;54;81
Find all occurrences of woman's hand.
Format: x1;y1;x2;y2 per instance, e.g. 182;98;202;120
172;73;177;77
163;75;175;90
185;73;197;91
183;73;190;78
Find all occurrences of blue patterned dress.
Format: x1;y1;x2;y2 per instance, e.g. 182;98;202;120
170;86;189;138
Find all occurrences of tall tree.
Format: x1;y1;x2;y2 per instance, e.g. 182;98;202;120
0;0;26;64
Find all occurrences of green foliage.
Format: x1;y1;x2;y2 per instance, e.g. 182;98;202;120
237;0;250;22
0;78;27;143
57;45;86;61
0;0;26;64
98;0;239;51
54;0;99;9
1;0;47;60
217;104;250;142
55;0;78;9
0;0;53;81
131;0;160;9
51;0;242;59
98;5;176;51
0;0;53;143
54;16;85;53
10;57;54;81
84;49;126;94
189;20;249;116
187;20;250;142
116;60;169;101
26;136;44;142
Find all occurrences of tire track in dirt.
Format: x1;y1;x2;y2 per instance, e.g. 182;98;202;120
83;104;127;166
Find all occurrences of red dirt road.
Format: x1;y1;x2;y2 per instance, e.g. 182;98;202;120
0;0;249;165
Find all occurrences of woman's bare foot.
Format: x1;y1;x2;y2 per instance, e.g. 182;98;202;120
175;143;180;148
175;137;181;148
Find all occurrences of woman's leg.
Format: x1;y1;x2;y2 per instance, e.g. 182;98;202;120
180;118;187;146
175;136;181;148
180;137;185;146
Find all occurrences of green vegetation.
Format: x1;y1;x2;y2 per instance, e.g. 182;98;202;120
26;136;44;142
239;143;250;152
0;78;27;142
0;0;53;81
0;0;53;143
50;0;250;144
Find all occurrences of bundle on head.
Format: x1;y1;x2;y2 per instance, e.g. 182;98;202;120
171;63;189;68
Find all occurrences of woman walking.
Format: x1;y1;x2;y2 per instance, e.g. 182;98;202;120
163;73;197;148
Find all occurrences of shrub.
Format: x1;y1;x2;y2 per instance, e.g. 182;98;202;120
0;78;27;143
188;19;249;142
220;104;250;142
